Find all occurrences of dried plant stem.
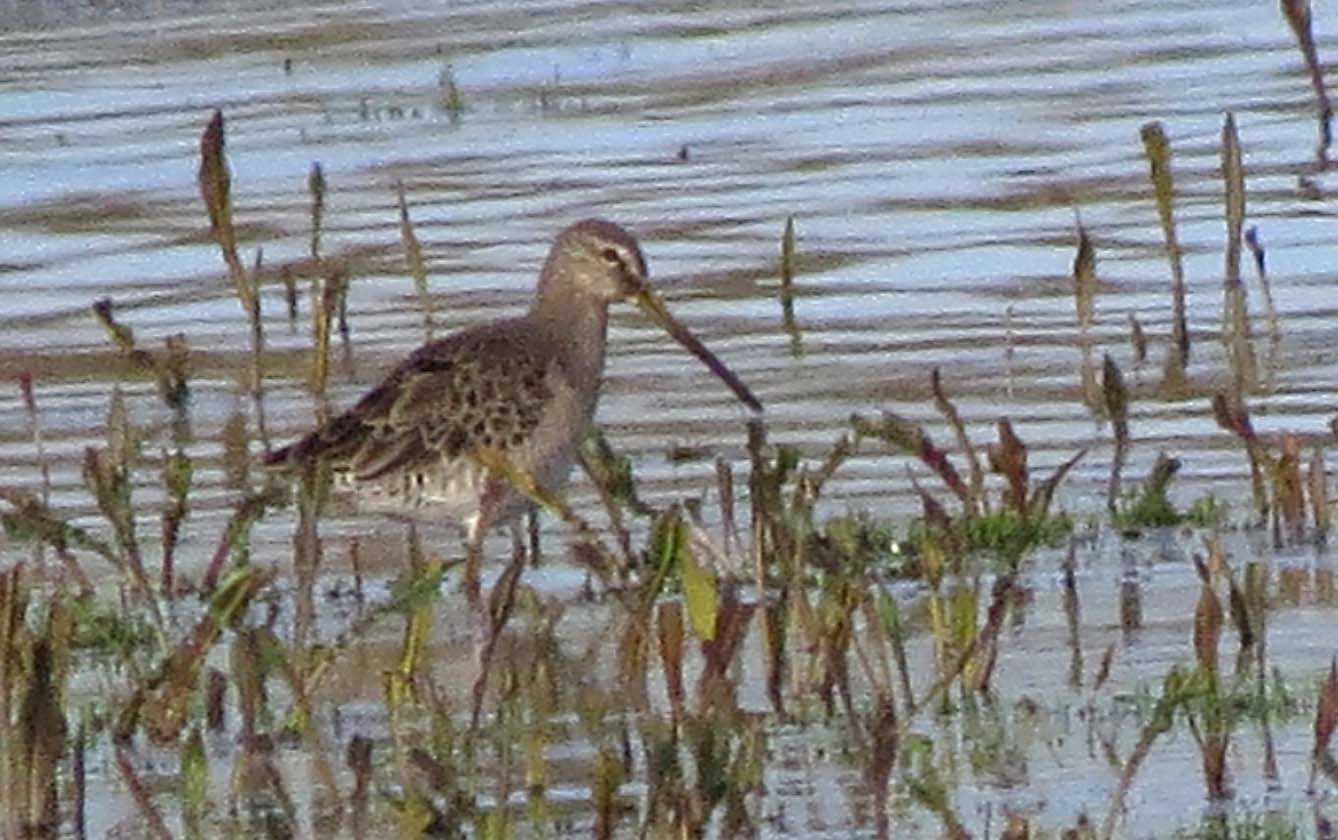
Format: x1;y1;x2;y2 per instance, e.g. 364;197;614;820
1128;312;1148;368
1099;670;1186;840
1073;220;1101;412
273;658;343;814
397;181;436;342
1244;228;1279;342
576;446;636;569
248;249;270;450
198;110;252;315
779;215;802;356
18;375;51;576
1063;544;1083;688
1280;0;1333;163
114;744;175;840
931;368;984;516
1103;354;1129;513
0;567;24;840
17;375;49;510
1140;121;1189;383
72;721;86;840
1220;113;1255;397
1212;393;1272;521
308;162;325;260
1310;447;1330;542
308;266;347;410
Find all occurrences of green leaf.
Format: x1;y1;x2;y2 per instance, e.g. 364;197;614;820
679;532;718;642
180;727;209;838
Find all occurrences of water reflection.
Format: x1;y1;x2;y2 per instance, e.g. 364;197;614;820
3;0;1338;836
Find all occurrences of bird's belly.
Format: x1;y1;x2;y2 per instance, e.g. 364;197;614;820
329;360;593;534
332;448;578;530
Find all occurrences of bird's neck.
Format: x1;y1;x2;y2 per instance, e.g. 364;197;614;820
530;285;610;415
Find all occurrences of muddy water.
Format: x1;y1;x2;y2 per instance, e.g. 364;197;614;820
2;0;1338;837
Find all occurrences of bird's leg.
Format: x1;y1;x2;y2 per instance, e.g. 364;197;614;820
526;507;541;567
471;520;528;732
511;519;528;567
462;517;485;608
463;473;509;608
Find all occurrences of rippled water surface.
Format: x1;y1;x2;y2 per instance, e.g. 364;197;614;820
3;1;1338;837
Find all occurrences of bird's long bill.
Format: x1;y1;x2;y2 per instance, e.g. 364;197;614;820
634;287;763;413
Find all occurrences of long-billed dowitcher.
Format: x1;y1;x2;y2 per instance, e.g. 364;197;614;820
265;218;761;598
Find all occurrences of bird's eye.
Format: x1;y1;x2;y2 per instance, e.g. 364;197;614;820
599;247;622;266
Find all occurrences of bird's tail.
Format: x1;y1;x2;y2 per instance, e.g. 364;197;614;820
262;414;364;468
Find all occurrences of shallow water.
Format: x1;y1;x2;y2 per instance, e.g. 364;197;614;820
2;0;1338;837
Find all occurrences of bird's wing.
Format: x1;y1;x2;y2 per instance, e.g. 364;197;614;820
265;325;553;481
